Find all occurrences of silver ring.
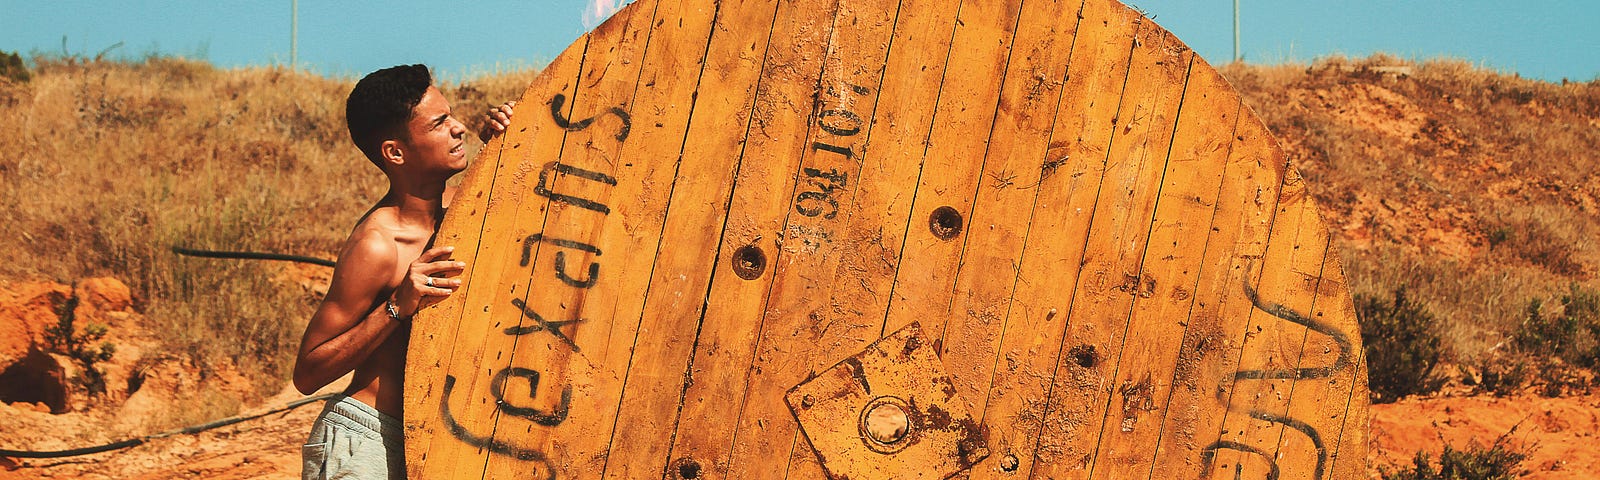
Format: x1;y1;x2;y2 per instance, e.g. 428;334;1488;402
425;277;434;287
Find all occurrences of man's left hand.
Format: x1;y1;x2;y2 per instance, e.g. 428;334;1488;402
479;101;517;143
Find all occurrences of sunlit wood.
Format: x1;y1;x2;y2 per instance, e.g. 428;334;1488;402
404;0;1370;477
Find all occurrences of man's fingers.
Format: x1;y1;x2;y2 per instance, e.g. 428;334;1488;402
419;278;463;296
414;259;466;276
478;101;517;143
417;246;454;263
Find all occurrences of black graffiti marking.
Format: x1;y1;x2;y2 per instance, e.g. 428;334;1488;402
553;251;598;288
1234;280;1354;381
816;109;864;137
1200;440;1281;480
506;298;584;352
811;141;854;160
534;161;619;214
1197;410;1326;480
548;93;631;141
795;167;848;219
490;367;573;426
519;234;602;267
1252;410;1326;478
439;376;558;477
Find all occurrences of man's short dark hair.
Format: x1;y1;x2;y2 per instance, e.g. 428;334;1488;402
346;64;433;168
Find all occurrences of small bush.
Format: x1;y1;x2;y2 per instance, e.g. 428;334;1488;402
1357;285;1446;403
1380;434;1527;480
0;51;28;83
1517;285;1600;361
1508;284;1600;396
1467;353;1530;397
42;286;117;395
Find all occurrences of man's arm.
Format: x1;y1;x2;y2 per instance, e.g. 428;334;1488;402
291;236;460;394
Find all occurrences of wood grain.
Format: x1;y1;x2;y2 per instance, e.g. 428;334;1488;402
402;0;1371;478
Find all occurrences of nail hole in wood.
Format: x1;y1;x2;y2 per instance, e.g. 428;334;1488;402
929;206;963;240
731;245;766;280
1069;344;1098;369
674;457;701;479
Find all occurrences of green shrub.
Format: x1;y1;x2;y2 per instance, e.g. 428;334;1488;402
42;285;117;395
1509;284;1600;395
1380;434;1526;480
1467;353;1529;397
1357;285;1446;403
0;51;27;83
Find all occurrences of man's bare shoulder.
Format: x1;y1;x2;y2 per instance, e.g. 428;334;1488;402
332;210;405;285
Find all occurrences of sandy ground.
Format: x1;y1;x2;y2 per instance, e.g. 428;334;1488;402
0;378;348;480
1368;393;1600;479
3;388;1596;478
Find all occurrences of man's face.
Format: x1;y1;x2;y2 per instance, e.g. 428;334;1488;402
399;86;469;174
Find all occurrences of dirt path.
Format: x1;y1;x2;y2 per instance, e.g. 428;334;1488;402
1369;393;1600;479
4;388;1596;478
0;380;344;480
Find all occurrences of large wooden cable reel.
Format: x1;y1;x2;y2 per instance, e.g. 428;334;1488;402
403;0;1371;478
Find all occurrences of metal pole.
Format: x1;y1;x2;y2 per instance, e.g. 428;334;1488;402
291;0;299;70
1232;0;1240;62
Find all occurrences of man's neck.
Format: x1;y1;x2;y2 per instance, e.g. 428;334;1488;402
381;175;448;230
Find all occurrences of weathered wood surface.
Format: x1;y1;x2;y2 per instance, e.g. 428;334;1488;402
403;0;1371;478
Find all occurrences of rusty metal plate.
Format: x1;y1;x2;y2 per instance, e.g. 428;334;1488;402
785;322;989;479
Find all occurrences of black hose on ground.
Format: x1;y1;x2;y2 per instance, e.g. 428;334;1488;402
0;393;336;459
0;248;342;459
170;246;336;268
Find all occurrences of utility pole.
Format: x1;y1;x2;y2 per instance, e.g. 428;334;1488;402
1233;0;1240;62
291;0;299;70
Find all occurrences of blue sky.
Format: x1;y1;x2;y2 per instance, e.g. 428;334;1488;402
1;1;1595;82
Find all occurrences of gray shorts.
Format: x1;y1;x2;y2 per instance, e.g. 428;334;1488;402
302;395;404;480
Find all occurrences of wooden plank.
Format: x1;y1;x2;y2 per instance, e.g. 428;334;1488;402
958;0;1122;475
403;79;521;480
1074;28;1199;478
879;0;1023;358
409;27;592;480
1144;96;1286;478
1319;261;1372;480
1203;176;1332;480
1025;3;1175;477
595;0;780;477
475;2;660;478
524;0;716;475
1084;41;1226;479
938;0;1085;435
775;0;968;474
452;10;642;478
657;0;836;476
710;0;906;476
1084;51;1242;479
843;0;961;346
1264;242;1369;480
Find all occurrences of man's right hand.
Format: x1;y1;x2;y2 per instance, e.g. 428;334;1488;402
392;246;465;320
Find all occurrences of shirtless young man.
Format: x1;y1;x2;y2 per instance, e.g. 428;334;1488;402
292;64;514;479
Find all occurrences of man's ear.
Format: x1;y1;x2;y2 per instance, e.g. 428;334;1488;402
380;139;405;168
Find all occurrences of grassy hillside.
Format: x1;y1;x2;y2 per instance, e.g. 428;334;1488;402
1223;55;1600;397
0;56;535;393
1;53;1596;402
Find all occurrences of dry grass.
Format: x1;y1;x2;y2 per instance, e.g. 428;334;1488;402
1223;54;1600;375
0;55;536;397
